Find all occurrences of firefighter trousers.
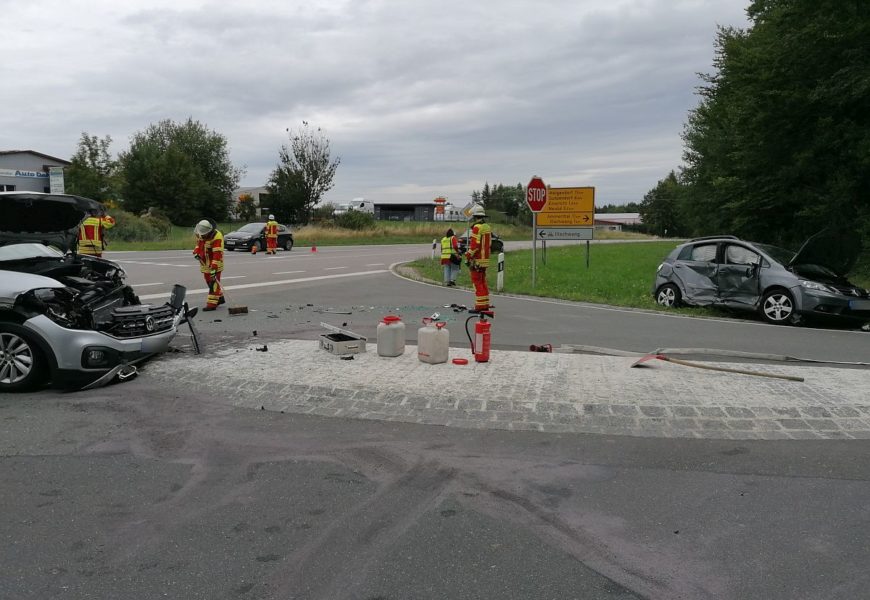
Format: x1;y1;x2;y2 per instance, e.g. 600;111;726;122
470;267;489;310
203;271;224;307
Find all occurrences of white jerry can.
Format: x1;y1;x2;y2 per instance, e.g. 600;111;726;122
377;315;406;357
417;321;449;364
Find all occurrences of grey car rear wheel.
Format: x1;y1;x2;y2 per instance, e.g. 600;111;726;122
761;289;795;324
0;328;45;391
284;238;294;251
656;283;681;308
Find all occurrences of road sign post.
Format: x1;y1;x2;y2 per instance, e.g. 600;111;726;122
526;176;548;287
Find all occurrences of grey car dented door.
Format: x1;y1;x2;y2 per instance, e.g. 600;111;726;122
716;243;762;307
673;242;719;303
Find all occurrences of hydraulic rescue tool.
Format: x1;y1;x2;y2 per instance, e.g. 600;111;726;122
464;309;494;363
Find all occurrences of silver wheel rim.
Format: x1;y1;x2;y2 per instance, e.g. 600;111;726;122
763;293;793;322
657;287;676;306
0;332;34;384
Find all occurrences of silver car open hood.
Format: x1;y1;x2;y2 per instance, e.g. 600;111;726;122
789;228;861;278
0;192;105;253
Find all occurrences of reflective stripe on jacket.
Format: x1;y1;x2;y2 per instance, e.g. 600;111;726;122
194;230;225;273
468;222;492;267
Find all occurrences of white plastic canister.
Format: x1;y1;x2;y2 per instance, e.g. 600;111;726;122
417;321;449;364
377;315;406;357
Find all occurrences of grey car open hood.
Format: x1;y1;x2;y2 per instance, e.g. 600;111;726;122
0;192;104;253
789;228;861;277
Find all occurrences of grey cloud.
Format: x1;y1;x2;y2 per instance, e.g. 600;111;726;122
0;0;747;206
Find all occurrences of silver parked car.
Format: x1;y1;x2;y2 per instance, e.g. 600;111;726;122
0;192;190;391
652;230;870;325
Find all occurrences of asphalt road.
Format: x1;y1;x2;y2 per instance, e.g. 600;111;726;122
3;383;869;600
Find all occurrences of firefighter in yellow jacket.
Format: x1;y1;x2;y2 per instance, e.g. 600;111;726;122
265;214;279;255
464;205;492;311
77;208;115;257
193;219;225;311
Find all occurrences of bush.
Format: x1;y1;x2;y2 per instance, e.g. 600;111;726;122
334;210;375;230
108;210;168;243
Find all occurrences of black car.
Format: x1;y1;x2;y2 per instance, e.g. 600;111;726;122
457;229;504;255
223;222;294;252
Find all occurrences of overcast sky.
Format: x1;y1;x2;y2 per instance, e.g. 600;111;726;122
2;0;748;207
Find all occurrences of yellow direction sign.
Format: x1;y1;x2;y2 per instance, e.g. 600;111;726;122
537;187;595;227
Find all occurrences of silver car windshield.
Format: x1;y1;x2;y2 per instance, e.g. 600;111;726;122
0;243;66;261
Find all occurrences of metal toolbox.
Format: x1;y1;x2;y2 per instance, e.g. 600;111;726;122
319;322;367;356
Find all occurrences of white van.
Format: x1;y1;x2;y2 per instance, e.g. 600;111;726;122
348;198;374;214
334;198;374;216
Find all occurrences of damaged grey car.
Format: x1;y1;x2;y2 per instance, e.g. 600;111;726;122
652;230;870;326
0;192;192;391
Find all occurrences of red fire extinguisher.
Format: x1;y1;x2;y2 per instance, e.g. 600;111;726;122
465;310;494;363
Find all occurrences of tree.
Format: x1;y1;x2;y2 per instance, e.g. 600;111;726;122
639;171;686;237
65;133;121;202
236;193;257;221
680;1;870;247
119;118;243;225
267;122;340;225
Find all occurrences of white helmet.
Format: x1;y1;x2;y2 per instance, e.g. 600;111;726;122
268;214;275;220
194;219;214;236
469;205;486;219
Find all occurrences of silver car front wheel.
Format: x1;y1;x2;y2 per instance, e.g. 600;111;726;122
0;331;36;386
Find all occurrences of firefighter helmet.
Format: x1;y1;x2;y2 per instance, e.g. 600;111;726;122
468;205;486;219
194;219;215;236
268;214;275;220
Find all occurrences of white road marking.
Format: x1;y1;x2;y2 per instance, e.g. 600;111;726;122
220;275;247;280
115;260;193;267
272;270;306;275
137;269;389;300
324;266;347;270
132;282;165;287
365;263;385;266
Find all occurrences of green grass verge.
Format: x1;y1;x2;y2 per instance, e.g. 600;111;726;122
408;241;722;317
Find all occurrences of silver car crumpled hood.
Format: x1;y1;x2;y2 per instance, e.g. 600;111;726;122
789;227;861;278
0;269;64;304
0;192;105;253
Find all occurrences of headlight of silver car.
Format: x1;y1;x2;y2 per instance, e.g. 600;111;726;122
799;279;834;293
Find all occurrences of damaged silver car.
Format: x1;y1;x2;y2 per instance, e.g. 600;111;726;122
652;230;870;326
0;192;191;391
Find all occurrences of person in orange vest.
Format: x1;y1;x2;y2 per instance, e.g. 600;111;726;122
77;208;115;257
464;205;492;310
193;219;225;311
265;214;279;255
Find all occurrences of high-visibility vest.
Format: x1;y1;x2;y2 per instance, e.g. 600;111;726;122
265;220;278;239
78;215;115;255
469;222;492;267
194;230;225;273
440;236;456;261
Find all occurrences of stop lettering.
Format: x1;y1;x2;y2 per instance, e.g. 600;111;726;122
526;176;547;212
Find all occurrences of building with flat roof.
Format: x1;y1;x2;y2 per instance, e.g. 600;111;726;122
0;150;71;193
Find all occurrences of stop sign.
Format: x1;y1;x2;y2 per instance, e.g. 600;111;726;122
526;176;547;212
